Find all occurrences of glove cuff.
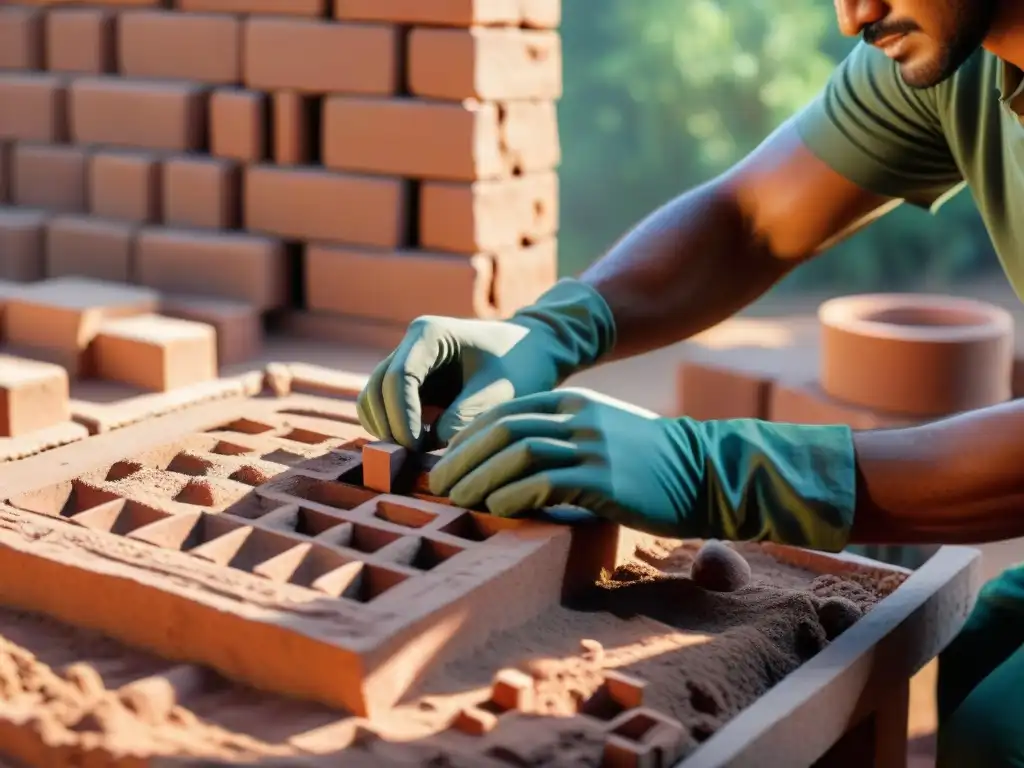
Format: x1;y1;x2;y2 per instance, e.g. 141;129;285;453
511;278;618;382
690;418;857;553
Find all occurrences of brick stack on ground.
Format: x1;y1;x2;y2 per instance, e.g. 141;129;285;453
0;0;563;362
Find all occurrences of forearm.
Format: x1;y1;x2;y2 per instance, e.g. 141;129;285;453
850;399;1024;544
580;181;794;361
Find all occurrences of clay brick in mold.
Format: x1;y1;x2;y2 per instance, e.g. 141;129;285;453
2;403;574;718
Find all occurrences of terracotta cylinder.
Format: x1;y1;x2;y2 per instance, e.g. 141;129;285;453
818;294;1013;418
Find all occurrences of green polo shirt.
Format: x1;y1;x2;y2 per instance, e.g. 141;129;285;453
795;42;1024;295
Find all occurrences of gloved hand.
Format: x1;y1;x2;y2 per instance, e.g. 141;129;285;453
356;279;616;449
427;388;858;552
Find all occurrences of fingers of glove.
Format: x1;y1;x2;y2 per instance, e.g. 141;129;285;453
356;352;396;441
446;390;566;452
429;412;574;496
434;374;515;445
484;466;597;518
448;437;582;509
380;331;440;449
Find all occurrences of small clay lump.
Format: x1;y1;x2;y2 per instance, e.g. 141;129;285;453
690;540;752;592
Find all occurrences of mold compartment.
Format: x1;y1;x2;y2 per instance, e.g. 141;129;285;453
439;511;521;542
294;450;361;479
260;449;309;466
267;473;377;511
189;526;303;572
127;511;245;551
165;452;215;477
228;465;273;487
105;460;144;482
318;562;410;603
388;536;465;571
210;418;275;435
172;477;250;509
280;427;331;445
264;505;351;538
326;521;403;554
9;480;123;519
611;711;660;742
257;543;355;588
372;500;438;529
211;440;256;456
68;499;170;536
222;493;285;521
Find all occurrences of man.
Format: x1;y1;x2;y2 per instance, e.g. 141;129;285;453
357;1;1024;764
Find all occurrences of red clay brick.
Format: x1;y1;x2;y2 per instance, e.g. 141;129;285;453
0;354;70;437
305;244;495;324
409;27;561;101
160;294;261;366
768;381;915;429
12;143;89;214
0;6;44;70
136;228;287;310
5;277;159;377
70;77;206;151
119;11;241;85
0;208;46;282
209;88;267;162
162;156;239;230
244;165;406;247
675;362;773;420
272;91;311;165
95;313;218;391
0;73;68;142
491;239;557;316
243;18;397;95
334;0;560;28
322;97;559;181
88;150;161;224
45;215;134;283
177;0;325;15
420;172;558;253
45;8;116;74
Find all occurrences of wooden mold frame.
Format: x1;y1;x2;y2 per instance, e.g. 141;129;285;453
677;543;979;768
0;395;580;719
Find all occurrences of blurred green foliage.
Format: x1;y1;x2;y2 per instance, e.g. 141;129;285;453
558;0;998;293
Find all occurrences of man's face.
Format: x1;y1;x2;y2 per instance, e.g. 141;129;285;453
835;0;997;88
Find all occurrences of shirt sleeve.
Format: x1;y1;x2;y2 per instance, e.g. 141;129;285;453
794;41;963;210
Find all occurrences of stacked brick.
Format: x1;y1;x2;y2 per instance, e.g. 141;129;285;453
676;293;1016;429
0;0;563;364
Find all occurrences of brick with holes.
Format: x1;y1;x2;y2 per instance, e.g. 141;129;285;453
408;27;561;101
420;172;558;253
46;215;134;283
243;18;397;95
46;8;116;74
0;73;68;142
95;313;218;391
119;10;241;85
334;0;560;27
209;88;267;163
322;97;559;181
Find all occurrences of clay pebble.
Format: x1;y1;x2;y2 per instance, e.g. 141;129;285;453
690;540;752;592
815;596;863;640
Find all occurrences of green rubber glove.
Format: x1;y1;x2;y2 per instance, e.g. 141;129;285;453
356;279;616;449
427;388;857;552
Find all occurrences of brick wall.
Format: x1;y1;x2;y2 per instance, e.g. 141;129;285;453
0;0;563;349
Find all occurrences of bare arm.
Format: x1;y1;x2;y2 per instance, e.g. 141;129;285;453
850;401;1024;545
581;118;895;361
